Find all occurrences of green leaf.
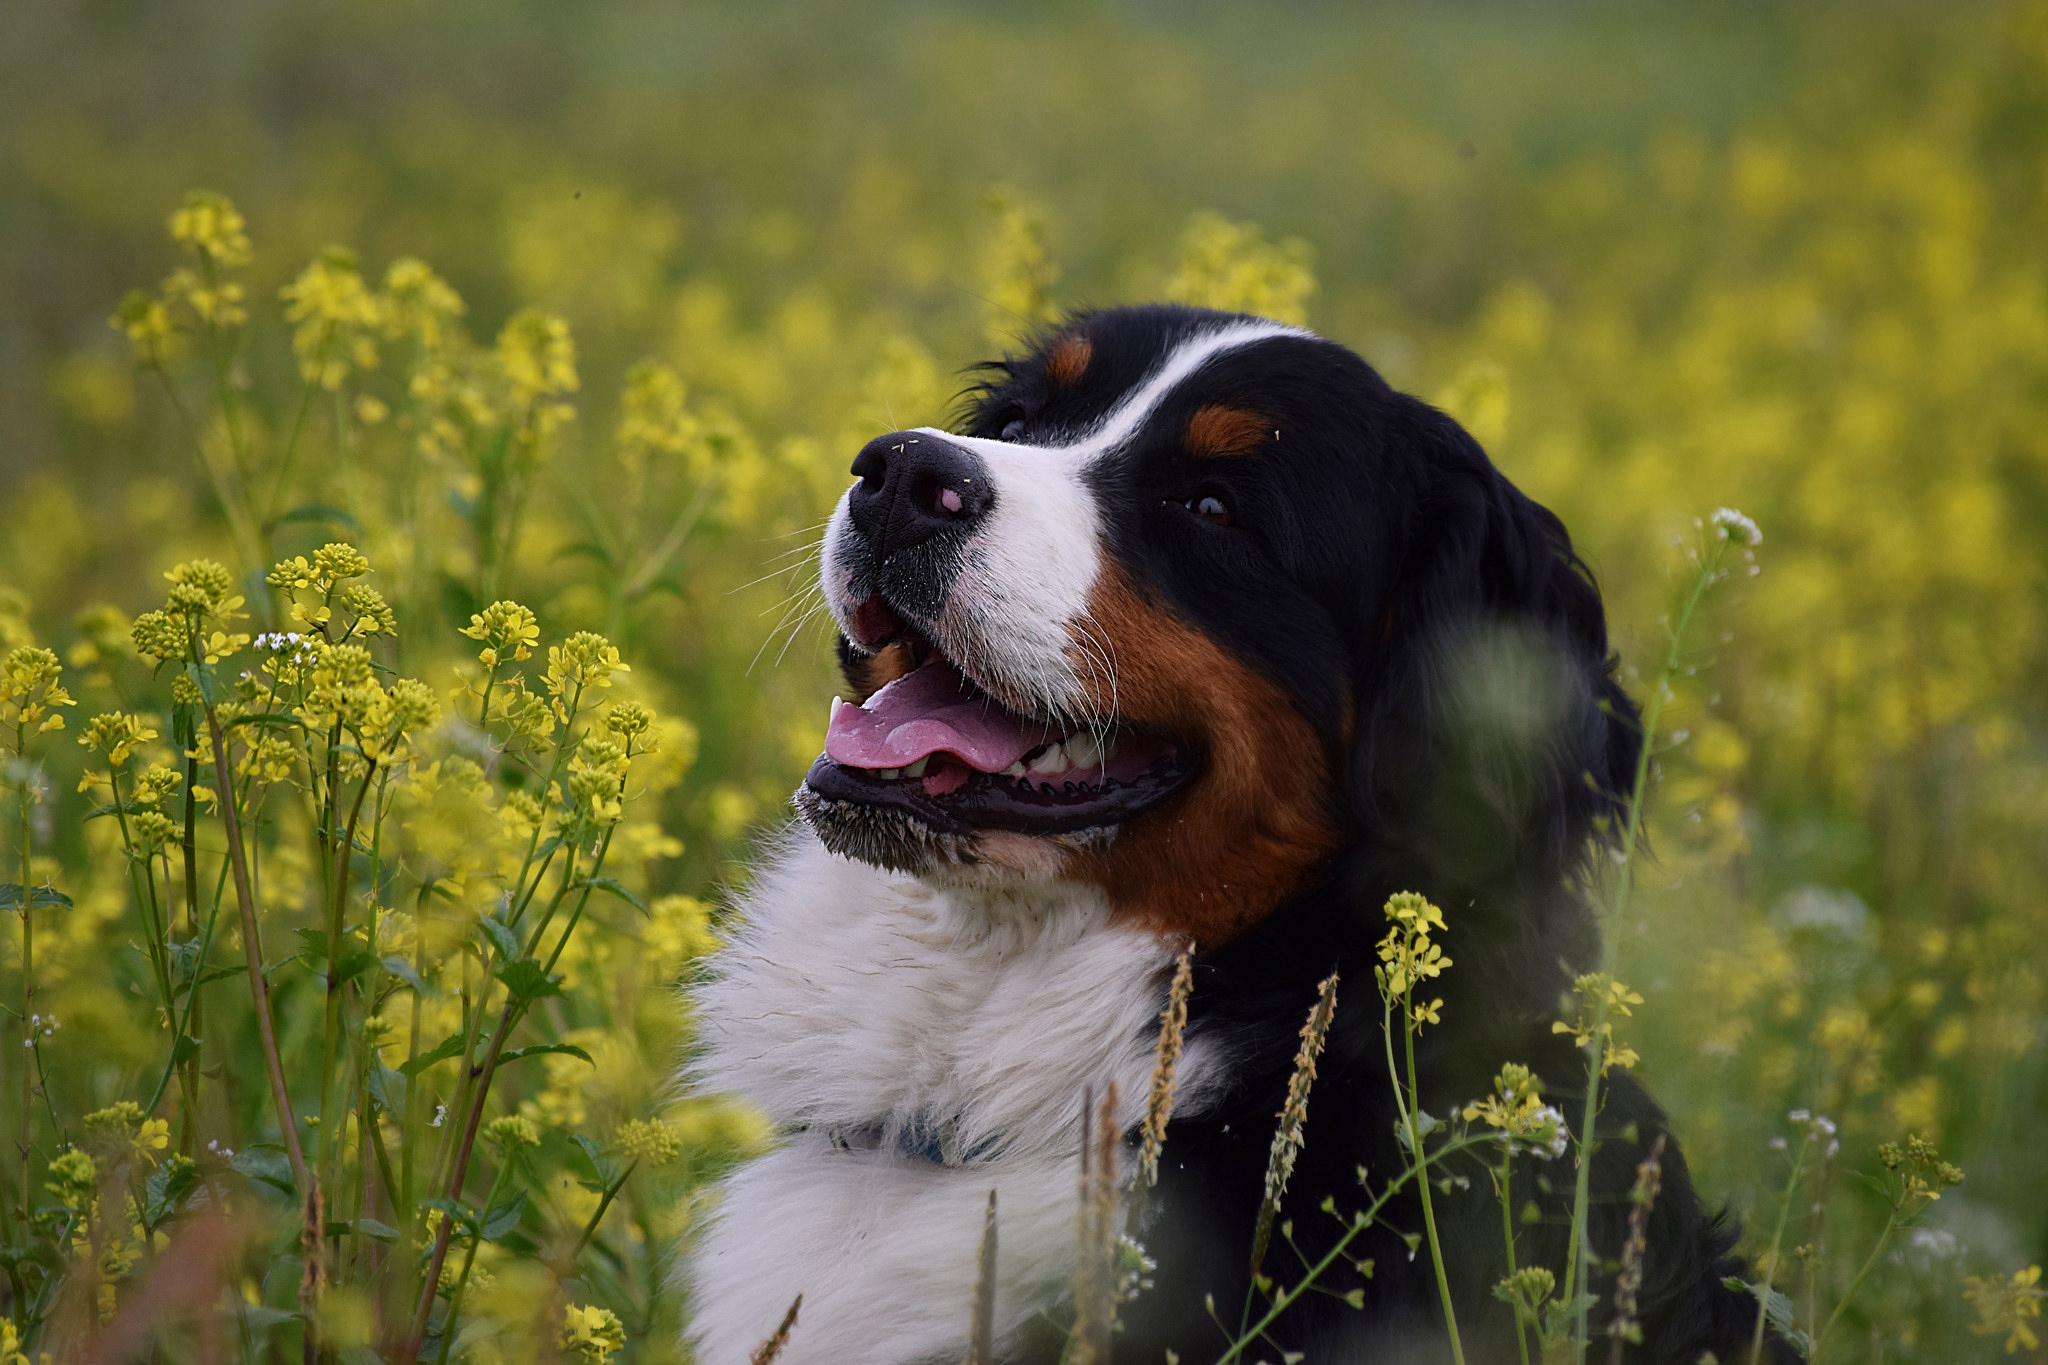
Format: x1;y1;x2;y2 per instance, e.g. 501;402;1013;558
399;1032;465;1078
494;958;563;1004
224;712;307;733
367;1059;407;1114
273;503;361;535
418;1197;477;1235
296;928;376;984
477;915;521;964
498;1042;593;1067
84;801;154;822
329;1217;400;1243
167;1032;202;1071
0;884;73;911
240;1306;298;1333
184;661;216;707
1724;1279;1812;1358
480;1191;527;1241
230;1145;296;1197
574;877;646;915
381;955;435;996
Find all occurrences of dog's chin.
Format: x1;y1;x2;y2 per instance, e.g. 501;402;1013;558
794;781;1116;884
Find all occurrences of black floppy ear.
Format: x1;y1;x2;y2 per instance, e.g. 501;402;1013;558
1349;403;1640;881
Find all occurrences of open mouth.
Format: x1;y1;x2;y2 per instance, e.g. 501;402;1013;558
803;629;1191;839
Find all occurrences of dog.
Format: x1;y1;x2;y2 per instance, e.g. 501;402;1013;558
683;305;1778;1364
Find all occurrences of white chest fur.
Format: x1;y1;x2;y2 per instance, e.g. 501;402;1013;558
681;833;1221;1365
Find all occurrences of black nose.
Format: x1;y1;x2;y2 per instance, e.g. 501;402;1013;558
846;431;995;558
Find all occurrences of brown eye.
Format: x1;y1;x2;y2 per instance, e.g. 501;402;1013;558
1185;491;1235;526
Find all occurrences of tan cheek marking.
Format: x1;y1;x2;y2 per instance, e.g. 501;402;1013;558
840;639;916;703
1066;565;1340;941
1184;404;1272;459
1045;333;1093;388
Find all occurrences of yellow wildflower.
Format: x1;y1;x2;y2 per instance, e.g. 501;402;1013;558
1463;1063;1569;1158
497;307;578;436
45;1149;98;1211
110;290;180;365
462;600;540;669
486;1114;542;1156
77;712;157;766
1374;891;1451;1031
279;246;385;390
380;257;466;349
1964;1265;2044;1355
615;1117;682;1167
562;1304;626;1365
1553;973;1645;1075
1;646;75;740
167;191;251;268
545;632;628;718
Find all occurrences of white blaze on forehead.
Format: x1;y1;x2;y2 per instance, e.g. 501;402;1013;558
821;320;1307;719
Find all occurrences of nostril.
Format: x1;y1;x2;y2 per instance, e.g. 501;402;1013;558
910;473;972;519
850;446;888;492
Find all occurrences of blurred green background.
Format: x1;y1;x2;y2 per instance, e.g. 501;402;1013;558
3;0;2047;1356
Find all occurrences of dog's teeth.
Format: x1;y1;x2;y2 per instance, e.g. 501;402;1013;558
1000;761;1026;778
901;756;930;779
830;696;846;721
1067;732;1101;768
876;767;901;780
1028;743;1068;774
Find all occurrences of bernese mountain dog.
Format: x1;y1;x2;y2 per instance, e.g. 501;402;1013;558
684;306;1780;1364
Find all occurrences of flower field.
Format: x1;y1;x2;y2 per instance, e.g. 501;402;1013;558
0;0;2045;1359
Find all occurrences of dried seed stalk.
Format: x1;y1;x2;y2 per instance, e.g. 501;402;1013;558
1249;970;1339;1283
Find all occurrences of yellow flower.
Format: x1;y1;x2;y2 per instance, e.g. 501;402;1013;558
133;1119;170;1165
1462;1063;1570;1158
462;600;540;669
486;1114;542;1156
110;290;181;365
1163;210;1316;326
279;246;385;390
1963;1265;2044;1354
167;190;251;267
497;308;578;436
1373;892;1452;1031
615;1117;682;1167
78;712;158;766
561;1304;626;1365
45;1149;98;1211
380;257;466;349
1552;973;1645;1075
545;632;628;718
0;646;75;741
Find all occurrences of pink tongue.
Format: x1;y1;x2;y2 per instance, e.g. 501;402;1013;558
826;659;1052;773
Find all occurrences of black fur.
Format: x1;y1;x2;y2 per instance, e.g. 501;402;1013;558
961;306;1785;1364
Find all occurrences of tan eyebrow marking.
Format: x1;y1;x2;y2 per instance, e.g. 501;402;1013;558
1184;404;1272;459
1044;333;1093;388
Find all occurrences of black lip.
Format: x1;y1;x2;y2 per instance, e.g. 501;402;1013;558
801;750;1192;837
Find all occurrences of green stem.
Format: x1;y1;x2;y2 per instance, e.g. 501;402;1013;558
17;733;35;1229
1810;1205;1902;1362
1749;1134;1813;1363
1501;1150;1532;1365
1404;1008;1466;1365
318;769;376;1196
202;687;309;1193
570;1160;637;1262
1215;1134;1490;1365
436;1155;514;1365
1565;539;1728;1361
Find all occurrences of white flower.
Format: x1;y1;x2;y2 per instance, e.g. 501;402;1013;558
1711;507;1762;547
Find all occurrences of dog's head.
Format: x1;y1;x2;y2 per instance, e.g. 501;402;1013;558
801;304;1638;940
